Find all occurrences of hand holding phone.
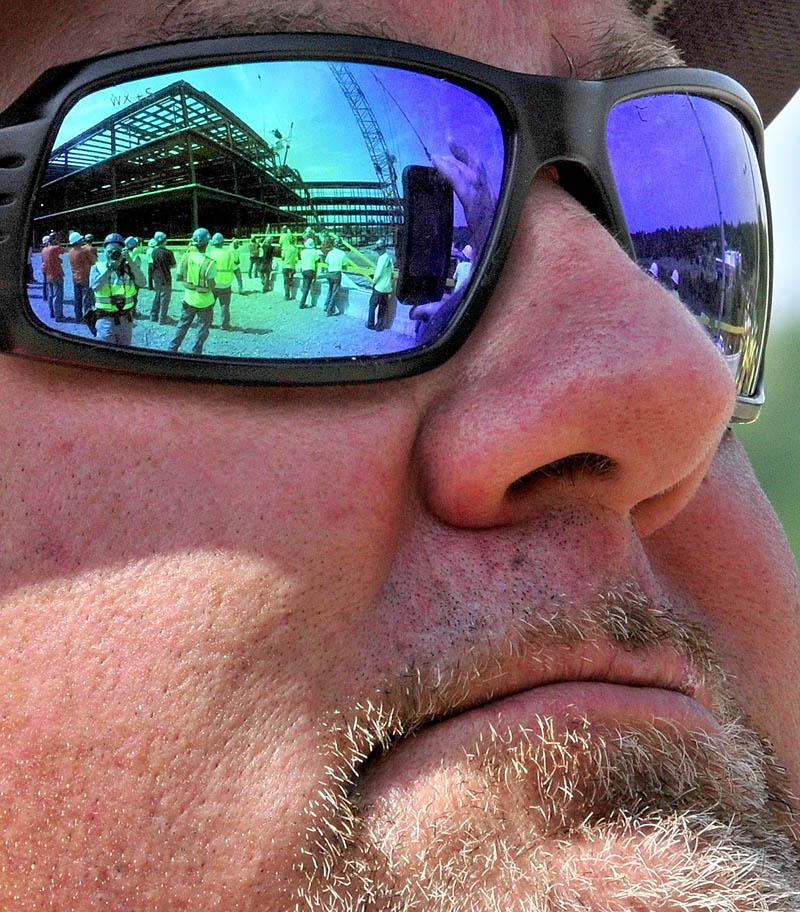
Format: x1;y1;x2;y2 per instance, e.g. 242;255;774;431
396;165;454;306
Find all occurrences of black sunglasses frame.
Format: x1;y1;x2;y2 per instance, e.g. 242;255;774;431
0;33;771;420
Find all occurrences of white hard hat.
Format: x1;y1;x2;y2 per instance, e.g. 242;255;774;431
68;231;83;245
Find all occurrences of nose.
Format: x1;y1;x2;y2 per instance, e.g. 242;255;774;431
414;178;737;536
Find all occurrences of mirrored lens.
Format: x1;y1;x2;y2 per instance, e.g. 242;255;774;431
29;60;504;361
607;94;768;399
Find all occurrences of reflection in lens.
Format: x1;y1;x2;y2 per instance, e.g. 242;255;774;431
607;94;768;400
29;61;504;362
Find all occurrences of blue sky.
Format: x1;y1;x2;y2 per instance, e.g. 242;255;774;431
607;94;763;232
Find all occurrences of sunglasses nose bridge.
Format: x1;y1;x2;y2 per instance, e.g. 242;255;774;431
512;84;626;241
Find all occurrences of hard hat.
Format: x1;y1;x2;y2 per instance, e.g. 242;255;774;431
148;238;157;249
68;231;83;245
304;238;316;248
463;244;474;260
211;232;224;246
375;239;387;251
124;236;139;250
41;235;50;244
104;232;125;247
153;231;167;244
191;227;211;246
84;233;94;243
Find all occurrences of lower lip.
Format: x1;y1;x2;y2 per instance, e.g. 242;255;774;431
361;682;722;792
471;680;721;733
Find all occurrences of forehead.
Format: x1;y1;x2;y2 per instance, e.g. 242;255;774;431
0;0;671;110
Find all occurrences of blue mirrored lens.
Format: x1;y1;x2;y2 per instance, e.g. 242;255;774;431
607;94;768;400
31;61;504;361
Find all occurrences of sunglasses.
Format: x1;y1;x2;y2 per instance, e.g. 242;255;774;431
0;33;770;422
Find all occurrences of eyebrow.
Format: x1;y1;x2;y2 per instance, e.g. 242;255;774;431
154;4;400;46
154;5;681;81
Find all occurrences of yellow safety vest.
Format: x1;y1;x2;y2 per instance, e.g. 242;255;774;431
181;250;216;308
208;246;235;288
94;273;137;312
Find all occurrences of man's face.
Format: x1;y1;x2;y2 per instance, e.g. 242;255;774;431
1;1;799;909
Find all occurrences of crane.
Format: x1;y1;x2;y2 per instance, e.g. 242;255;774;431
327;63;403;225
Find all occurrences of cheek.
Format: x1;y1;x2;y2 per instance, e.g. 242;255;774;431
0;368;415;594
646;433;800;795
0;368;420;905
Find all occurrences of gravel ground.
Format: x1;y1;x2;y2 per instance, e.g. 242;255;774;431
28;266;417;360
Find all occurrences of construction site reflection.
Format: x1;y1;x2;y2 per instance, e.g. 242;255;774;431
27;58;505;360
29;236;432;359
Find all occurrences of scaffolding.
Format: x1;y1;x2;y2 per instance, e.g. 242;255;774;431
283;181;401;245
37;81;309;238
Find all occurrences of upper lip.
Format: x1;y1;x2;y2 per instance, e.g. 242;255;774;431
428;643;713;729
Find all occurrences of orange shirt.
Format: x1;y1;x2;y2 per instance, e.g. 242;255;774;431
68;244;97;284
41;244;66;280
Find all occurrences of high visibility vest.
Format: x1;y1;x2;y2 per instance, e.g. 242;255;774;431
94;272;137;312
208;246;234;288
181;250;216;308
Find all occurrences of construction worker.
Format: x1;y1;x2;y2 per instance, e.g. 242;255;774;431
230;239;244;293
207;232;235;330
281;235;300;300
259;235;274;292
88;232;147;345
39;235;51;312
149;231;176;324
248;235;260;279
367;239;394;330
324;240;347;316
298;237;323;309
41;232;66;322
146;238;157;289
67;230;97;322
124;236;143;317
169;228;217;354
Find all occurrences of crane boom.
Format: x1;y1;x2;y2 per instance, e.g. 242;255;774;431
327;63;403;225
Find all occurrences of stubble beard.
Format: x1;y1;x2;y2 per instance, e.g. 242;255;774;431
291;591;800;911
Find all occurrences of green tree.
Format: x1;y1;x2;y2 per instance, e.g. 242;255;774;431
736;319;800;563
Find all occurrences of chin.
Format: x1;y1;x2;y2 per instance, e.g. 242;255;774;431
291;714;800;911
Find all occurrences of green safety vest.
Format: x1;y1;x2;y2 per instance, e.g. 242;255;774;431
94;273;137;312
181;250;216;308
208;246;235;288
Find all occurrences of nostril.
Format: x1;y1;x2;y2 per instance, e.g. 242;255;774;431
509;453;618;491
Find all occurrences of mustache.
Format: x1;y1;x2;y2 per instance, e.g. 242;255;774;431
328;583;729;773
297;588;736;861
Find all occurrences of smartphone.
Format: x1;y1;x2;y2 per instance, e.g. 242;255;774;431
395;165;454;306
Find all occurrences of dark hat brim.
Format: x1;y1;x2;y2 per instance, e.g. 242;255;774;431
636;0;800;124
